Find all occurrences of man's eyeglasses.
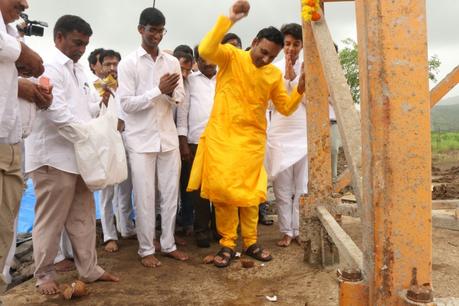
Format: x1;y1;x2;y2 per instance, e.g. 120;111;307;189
143;25;167;36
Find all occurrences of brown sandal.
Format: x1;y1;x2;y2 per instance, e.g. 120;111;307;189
213;247;235;268
244;244;273;262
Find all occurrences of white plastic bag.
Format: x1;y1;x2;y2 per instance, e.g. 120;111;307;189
58;96;127;191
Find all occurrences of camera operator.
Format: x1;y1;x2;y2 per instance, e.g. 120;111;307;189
0;0;52;293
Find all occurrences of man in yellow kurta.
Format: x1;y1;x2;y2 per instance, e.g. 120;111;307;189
187;0;305;267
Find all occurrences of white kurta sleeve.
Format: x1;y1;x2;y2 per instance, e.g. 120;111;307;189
43;64;82;127
176;84;190;137
0;31;21;62
117;59;162;113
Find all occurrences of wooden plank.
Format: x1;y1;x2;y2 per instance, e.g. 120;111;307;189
432;200;459;210
310;16;363;209
430;66;459;108
335;203;360;218
317;206;363;270
333;169;352;194
338;200;459;214
432;211;459;231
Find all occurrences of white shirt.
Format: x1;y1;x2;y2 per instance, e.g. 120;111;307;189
0;12;22;144
176;71;216;144
117;47;185;153
266;57;307;178
25;47;96;174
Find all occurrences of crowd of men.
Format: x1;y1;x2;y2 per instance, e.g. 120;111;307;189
1;0;341;296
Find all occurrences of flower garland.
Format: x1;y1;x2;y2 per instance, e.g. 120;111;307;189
302;0;321;22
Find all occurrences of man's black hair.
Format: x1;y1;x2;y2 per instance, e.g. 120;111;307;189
173;51;193;64
99;49;122;64
255;27;284;48
139;7;165;27
193;45;201;61
222;32;242;47
173;44;193;57
280;23;302;42
53;15;92;40
88;48;104;73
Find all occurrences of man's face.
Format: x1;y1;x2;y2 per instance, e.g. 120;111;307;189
283;34;302;63
101;56;120;79
226;39;241;49
197;57;216;79
250;38;282;68
91;55;104;78
179;58;192;80
55;30;90;63
0;0;28;24
138;23;166;49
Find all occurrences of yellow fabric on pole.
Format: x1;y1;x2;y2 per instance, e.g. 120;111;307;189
187;16;303;207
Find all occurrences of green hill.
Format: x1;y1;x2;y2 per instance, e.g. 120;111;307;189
431;99;459;131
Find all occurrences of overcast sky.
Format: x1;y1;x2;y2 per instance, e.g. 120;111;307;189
25;0;459;98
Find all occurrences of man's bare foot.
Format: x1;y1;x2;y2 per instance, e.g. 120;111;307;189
96;271;120;282
37;281;60;295
141;255;162;268
54;259;76;272
164;250;189;261
276;235;293;247
154;239;161;250
174;235;187;246
104;240;119;253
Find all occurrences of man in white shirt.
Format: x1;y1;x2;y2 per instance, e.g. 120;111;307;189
266;23;307;247
97;49;136;253
0;0;50;293
117;7;188;268
173;50;194;237
87;48;105;81
176;45;217;248
25;15;119;295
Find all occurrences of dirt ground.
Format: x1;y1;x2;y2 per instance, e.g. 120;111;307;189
432;151;459;199
2;151;459;305
1;224;340;306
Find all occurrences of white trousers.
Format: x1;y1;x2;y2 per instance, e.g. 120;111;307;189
99;174;136;242
129;149;180;257
54;230;74;263
273;155;308;237
2;218;17;284
331;123;342;180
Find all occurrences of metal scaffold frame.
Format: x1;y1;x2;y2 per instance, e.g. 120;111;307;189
300;0;459;305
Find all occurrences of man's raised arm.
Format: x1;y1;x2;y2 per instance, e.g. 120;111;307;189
198;1;250;66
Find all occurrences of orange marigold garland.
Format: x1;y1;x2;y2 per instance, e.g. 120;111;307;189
302;0;321;22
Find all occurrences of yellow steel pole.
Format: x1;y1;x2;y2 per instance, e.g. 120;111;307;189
356;0;433;304
301;8;334;266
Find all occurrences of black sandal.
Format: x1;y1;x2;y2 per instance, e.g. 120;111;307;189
244;244;273;262
213;247;235;268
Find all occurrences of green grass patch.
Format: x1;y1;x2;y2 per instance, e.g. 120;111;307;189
432;131;459;153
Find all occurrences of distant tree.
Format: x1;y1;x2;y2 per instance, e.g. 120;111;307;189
338;38;442;104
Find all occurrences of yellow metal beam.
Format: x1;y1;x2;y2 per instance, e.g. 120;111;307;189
301;7;336;266
357;0;432;304
430;66;459;108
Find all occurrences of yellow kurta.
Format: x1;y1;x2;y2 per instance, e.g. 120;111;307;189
187;16;303;207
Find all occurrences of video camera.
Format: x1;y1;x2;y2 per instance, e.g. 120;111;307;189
17;13;48;37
